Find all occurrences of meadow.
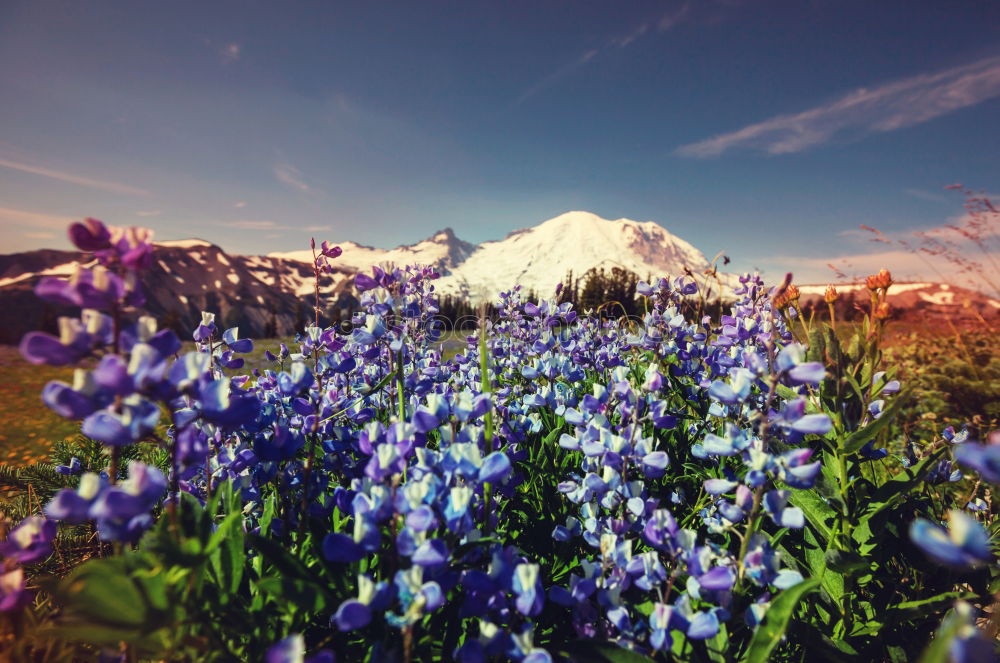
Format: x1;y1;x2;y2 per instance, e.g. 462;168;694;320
1;218;998;663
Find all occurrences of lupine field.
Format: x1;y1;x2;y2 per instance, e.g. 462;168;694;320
1;217;999;663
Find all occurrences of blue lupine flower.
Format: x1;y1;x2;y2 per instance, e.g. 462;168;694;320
55;456;82;475
946;601;996;663
0;568;31;612
265;634;335;663
222;326;254;354
955;443;1000;484
479;451;512;483
81;395;161;446
192;311;216;342
512;563;544;617
910;510;992;568
0;516;57;565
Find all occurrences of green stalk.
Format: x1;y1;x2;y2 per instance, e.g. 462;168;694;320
396;349;406;422
478;316;493;444
478;310;495;534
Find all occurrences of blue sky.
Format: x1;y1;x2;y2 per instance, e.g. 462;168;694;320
1;0;999;284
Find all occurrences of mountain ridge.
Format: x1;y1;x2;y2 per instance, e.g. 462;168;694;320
7;211;992;344
1;210;723;342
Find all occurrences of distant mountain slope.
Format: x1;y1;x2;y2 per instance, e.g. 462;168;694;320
12;212;995;343
433;211;727;299
797;282;1000;320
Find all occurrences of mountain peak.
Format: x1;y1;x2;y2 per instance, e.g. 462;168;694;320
156;238;215;249
431;227;456;241
544;210;609;225
257;212;724;300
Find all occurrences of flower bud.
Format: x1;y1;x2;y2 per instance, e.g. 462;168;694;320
824;286;838;303
866;268;893;291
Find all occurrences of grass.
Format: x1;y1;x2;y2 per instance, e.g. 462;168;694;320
5;318;981;466
0;331;471;465
0;345;79;465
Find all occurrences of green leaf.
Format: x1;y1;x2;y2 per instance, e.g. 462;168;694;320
841;387;912;455
916;608;966;663
256;576;327;614
802;525;843;604
786;487;836;543
741;578;820;663
861;446;948;521
247;533;314;583
775;383;800;402
559;641;657;663
42;624;168;652
825;548;868;574
705;623;730;663
805;327;826;363
210;512;246;596
56;557;150;628
888;591;978;620
206;510;242;555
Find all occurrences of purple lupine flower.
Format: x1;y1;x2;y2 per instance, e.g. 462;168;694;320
192;311;217;342
478;451;512;484
775;343;825;386
36;265;125;310
46;472;107;523
910;510;992;568
55;456;82;475
955;443;1000;484
81;395;161;446
0;516;57;565
0;568;31;612
322;533;365;563
222;327;254;354
333;599;372;631
686;610;721;639
947;602;996;663
200;378;261;427
68;217;112;251
333;574;389;631
20;329;89;366
265;634;335;663
512;563;544;617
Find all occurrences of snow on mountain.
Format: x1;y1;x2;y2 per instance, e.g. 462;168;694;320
265;212;729;301
155;239;214;249
437;211;722;299
268;228;475;275
797;282;1000;314
0;211;734;342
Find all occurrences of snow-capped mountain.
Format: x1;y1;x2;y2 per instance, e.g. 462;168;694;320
0;211;728;342
270;227;476;276
434;211;725;299
255;211;728;301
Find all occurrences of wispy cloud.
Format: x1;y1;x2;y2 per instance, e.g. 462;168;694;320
514;3;695;106
135;209;162;217
656;3;692;32
0;206;76;229
0;157;149;195
676;55;1000;157
23;231;56;239
221;42;241;64
514;52;600;106
234;201;247;208
219;219;332;232
904;188;949;203
762;247;1000;290
273;162;310;192
221;220;283;230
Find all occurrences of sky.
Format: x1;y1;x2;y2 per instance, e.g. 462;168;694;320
1;0;999;285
